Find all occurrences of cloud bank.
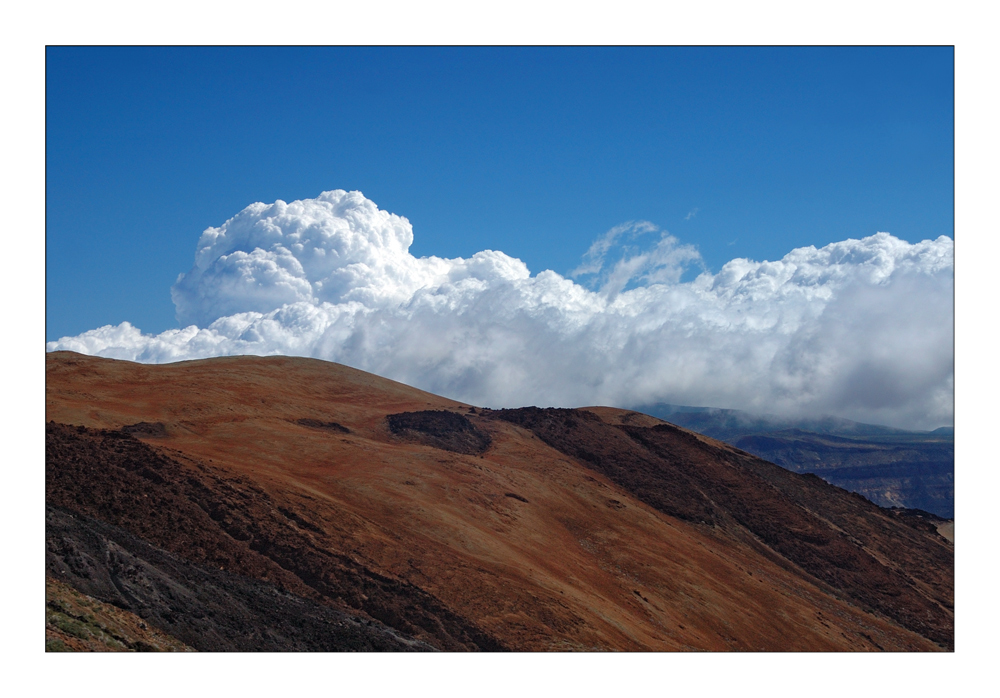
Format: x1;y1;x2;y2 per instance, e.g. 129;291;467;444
47;190;954;430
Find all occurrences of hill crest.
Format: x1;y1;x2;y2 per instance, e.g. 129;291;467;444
46;351;953;651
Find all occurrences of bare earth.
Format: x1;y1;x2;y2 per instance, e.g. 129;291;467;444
45;352;953;651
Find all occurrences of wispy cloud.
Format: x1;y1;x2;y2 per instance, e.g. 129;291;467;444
685;208;700;221
569;220;701;297
569;220;658;278
47;190;955;430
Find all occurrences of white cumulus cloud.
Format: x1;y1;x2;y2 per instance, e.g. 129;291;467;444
47;190;954;430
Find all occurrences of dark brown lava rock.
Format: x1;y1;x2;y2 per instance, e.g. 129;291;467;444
121;421;168;437
296;418;350;433
386;410;492;455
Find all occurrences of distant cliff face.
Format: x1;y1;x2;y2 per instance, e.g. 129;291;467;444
46;352;952;651
730;431;953;518
638;404;954;518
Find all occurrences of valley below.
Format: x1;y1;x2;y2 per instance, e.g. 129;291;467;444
643;406;954;518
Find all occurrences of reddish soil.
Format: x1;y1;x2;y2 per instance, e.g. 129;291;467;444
493;407;953;648
45;351;952;651
46;423;497;651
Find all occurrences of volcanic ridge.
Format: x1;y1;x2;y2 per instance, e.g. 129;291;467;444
45;351;953;651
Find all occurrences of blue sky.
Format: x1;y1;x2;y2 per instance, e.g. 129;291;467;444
46;46;953;341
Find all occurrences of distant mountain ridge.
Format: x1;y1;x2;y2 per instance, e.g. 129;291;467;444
635;403;946;440
634;403;954;518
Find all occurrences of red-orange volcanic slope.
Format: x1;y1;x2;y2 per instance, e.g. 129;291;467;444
46;352;952;651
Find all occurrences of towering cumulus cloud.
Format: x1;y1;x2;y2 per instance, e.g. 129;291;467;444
48;190;954;430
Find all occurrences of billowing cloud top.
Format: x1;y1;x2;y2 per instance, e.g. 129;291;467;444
48;190;954;430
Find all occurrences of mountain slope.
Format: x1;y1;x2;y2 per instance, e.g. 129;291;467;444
45;351;952;651
499;407;953;647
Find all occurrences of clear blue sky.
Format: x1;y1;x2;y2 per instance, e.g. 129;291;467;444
46;46;953;341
